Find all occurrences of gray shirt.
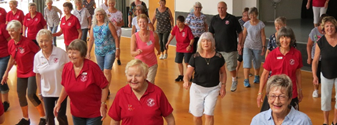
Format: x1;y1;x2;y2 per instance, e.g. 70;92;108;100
309;27;324;58
72;8;91;29
243;20;265;50
44;6;62;27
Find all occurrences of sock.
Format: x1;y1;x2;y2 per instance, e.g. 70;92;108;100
232;77;237;81
23;117;29;121
40;116;46;119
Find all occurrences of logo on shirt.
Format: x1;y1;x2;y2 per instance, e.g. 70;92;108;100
289;59;295;65
68;23;72;26
146;98;155;107
62;23;65;25
27;18;31;21
80;72;88;82
182;32;185;37
146;41;153;46
35;18;38;21
128;104;135;111
225;20;229;25
54;58;58;63
16;15;19;19
18;47;24;54
0;13;2;16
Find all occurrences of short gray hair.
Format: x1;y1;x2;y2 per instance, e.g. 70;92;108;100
92;8;109;27
197;32;216;53
29;2;37;7
45;0;53;5
136;5;146;14
194;2;202;8
9;0;18;6
36;29;53;44
74;0;82;4
125;59;149;77
276;26;296;47
6;20;22;32
68;39;87;57
275;16;286;25
266;74;293;99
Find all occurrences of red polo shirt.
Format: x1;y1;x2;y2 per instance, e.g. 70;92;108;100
8;37;39;78
60;15;81;45
108;82;173;125
6;9;24;24
23;12;46;40
0;24;10;58
171;25;194;53
263;47;303;99
0;7;6;24
61;59;108;118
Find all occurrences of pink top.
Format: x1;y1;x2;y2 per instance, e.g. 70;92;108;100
135;31;157;67
313;0;327;7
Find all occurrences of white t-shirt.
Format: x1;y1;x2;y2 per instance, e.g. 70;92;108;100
101;3;109;11
33;46;70;97
132;16;151;32
106;10;123;37
72;8;91;29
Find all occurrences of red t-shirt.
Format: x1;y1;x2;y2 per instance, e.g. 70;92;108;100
0;24;10;58
23;12;46;40
61;59;108;118
108;82;173;125
8;37;39;78
313;0;327;7
171;25;194;53
263;47;303;99
60;15;81;45
0;7;7;24
6;9;24;24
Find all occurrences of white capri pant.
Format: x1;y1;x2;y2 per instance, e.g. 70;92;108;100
189;83;220;117
313;6;327;24
147;64;158;84
321;73;337;111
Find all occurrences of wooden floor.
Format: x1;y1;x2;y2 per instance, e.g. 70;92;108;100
2;36;332;125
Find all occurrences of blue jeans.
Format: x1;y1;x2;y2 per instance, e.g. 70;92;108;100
50;26;58;46
243;48;262;69
72;116;102;125
81;28;89;43
0;56;9;93
95;52;116;70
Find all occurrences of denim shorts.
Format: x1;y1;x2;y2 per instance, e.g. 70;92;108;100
95;53;116;70
0;56;9;93
243;48;262;69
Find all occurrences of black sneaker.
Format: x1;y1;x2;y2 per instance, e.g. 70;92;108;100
3;101;9;112
175;75;183;82
39;118;46;125
117;59;121;65
16;118;30;125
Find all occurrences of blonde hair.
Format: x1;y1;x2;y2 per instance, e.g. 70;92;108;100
125;59;149;77
9;0;18;6
137;14;148;23
197;32;216;53
274;16;287;25
36;29;53;44
320;16;337;32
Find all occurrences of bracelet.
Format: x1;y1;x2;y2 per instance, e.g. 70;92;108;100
258;92;262;95
101;102;106;105
116;48;120;50
38;93;42;96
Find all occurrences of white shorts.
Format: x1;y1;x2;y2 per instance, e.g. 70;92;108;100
189;83;220;117
312;6;327;24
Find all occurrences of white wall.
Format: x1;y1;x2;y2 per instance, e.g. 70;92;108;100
175;0;233;15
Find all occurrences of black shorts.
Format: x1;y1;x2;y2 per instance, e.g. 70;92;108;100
175;52;192;63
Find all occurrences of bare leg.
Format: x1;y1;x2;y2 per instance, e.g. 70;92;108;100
36;103;45;117
193;116;202;125
178;63;183;76
205;115;214;125
244;68;250;80
324;111;329;124
21;106;29;118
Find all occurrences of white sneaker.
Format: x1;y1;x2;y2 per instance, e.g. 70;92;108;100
312;90;319;98
159;54;164;60
163;54;168;59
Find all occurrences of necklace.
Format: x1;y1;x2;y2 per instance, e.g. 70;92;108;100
205;58;211;65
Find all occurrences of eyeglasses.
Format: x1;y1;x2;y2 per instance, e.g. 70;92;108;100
268;94;288;101
195;7;202;9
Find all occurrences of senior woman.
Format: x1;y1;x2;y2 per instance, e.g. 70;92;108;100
312;16;337;125
185;2;208;54
306;0;329;27
6;0;24;24
44;0;63;46
242;7;266;87
54;39;109;125
53;2;82;50
257;27;303;112
108;59;175;125
183;32;226;125
73;0;92;42
33;29;69;125
23;2;47;45
0;23;10;112
251;74;312;125
87;8;119;93
131;5;154;34
83;0;96;16
152;0;174;59
1;20;46;125
131;14;160;84
128;0;148;27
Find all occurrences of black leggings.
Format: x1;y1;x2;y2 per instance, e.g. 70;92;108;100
43;97;68;125
17;77;41;107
